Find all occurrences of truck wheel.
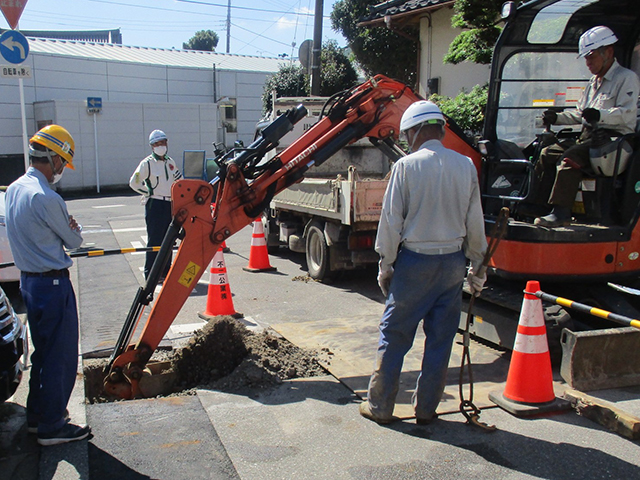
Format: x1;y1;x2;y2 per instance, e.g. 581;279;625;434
306;223;336;282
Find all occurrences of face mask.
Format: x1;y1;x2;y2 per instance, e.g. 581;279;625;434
408;124;424;153
50;167;65;185
153;145;167;157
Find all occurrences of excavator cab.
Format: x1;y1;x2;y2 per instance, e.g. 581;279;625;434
477;0;640;285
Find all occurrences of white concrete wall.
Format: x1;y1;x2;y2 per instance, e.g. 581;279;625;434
33;100;218;191
418;7;491;98
0;51;273;189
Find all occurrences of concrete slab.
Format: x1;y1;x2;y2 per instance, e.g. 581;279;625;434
272;318;512;418
86;396;239;480
198;375;640;480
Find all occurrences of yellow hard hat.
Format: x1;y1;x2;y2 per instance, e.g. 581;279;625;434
30;124;76;169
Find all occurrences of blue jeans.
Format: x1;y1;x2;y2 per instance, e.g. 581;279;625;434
145;198;172;279
366;248;466;418
21;274;79;434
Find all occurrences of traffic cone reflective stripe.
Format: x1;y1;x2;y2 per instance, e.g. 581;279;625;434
198;247;241;319
243;219;276;273
489;280;570;416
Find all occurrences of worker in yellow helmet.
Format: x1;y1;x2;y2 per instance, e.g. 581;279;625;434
5;124;91;446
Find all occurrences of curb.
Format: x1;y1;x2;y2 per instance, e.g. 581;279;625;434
564;388;640;440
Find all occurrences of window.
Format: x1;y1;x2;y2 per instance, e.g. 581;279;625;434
221;98;237;133
527;0;598;44
496;51;590;147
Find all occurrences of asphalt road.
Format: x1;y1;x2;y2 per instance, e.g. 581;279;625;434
3;191;640;479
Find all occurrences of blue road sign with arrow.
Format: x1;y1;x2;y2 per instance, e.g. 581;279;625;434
0;30;29;64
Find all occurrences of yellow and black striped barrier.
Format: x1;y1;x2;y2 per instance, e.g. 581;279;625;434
0;246;178;269
530;289;640;330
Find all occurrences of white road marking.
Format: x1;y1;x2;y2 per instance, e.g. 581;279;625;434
92;204;127;209
112;227;146;233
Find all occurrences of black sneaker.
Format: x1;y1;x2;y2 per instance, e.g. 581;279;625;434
28;409;71;434
37;423;91;446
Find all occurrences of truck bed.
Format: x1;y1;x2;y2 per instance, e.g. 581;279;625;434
271;174;387;226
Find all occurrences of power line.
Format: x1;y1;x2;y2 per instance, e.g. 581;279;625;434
175;0;325;17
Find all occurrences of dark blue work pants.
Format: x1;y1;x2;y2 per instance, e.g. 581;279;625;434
144;198;172;279
21;274;79;434
366;248;466;419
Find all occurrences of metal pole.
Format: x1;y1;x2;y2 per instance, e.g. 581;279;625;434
310;0;323;95
533;290;640;330
93;112;100;193
19;77;28;171
226;0;231;53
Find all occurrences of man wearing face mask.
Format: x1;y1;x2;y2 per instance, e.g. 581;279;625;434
5;125;91;445
130;129;183;281
360;101;487;425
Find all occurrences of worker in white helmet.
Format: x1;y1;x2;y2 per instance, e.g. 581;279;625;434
130;129;183;281
534;25;640;227
359;100;487;426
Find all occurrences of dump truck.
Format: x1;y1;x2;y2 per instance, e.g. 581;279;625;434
257;97;405;281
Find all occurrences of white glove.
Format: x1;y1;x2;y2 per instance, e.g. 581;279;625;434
467;267;487;297
377;267;394;297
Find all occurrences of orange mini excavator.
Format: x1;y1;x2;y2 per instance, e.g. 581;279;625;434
104;75;423;399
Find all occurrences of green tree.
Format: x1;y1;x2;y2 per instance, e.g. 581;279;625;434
183;30;219;52
262;64;308;113
444;0;503;65
318;40;359;97
331;0;418;87
430;84;488;135
262;41;358;113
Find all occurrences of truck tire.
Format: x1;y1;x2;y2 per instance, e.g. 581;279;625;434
306;223;336;282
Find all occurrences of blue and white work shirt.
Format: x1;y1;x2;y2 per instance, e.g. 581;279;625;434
5;167;83;272
129;153;183;201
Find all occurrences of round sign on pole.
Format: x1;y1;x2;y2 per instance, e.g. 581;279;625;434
0;30;29;64
298;39;313;74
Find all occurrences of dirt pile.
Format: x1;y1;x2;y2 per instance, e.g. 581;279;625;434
173;316;327;394
84;316;329;401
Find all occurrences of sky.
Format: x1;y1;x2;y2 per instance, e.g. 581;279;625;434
2;0;348;58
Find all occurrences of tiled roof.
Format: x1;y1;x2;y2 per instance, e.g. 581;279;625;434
27;37;285;73
359;0;454;24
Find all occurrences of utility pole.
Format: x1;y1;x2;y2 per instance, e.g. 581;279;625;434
310;0;323;95
226;0;231;53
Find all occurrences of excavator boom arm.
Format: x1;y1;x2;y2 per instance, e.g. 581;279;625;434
104;75;420;399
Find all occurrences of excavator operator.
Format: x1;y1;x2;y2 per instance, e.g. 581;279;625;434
533;26;640;228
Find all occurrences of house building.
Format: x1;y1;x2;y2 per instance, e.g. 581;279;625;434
358;0;491;99
0;37;285;191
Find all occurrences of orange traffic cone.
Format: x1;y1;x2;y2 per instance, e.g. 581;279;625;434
222;240;230;253
489;280;570;416
243;219;277;273
198;247;242;319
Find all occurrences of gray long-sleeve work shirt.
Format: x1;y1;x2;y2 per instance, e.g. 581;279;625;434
375;139;487;273
556;59;640;135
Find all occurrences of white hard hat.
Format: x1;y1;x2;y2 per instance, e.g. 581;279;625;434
399;100;445;133
149;129;167;145
578;26;618;58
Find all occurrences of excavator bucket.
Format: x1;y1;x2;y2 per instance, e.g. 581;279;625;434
560;327;640;391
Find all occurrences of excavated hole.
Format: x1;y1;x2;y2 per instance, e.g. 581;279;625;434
84;315;332;403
